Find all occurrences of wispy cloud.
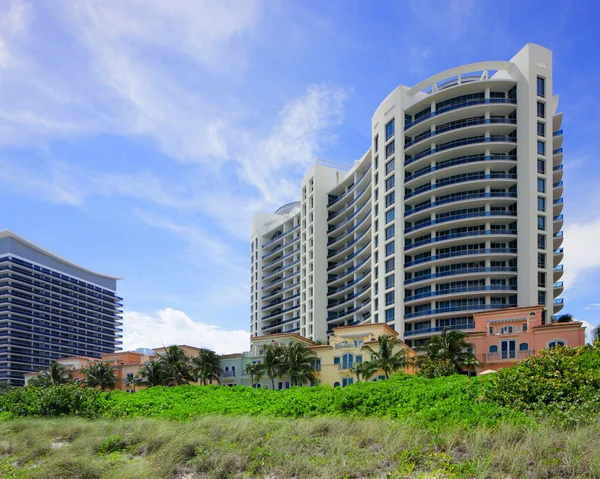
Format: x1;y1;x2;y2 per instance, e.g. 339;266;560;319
562;215;600;289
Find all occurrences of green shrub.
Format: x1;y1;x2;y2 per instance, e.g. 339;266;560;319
416;357;456;378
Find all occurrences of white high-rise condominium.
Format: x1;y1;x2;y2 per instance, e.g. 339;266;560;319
250;43;564;349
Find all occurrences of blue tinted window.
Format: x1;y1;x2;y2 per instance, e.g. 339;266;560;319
385;119;395;140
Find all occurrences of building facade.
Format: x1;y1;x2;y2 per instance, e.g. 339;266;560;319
468;305;585;372
251;43;564;348
0;231;123;386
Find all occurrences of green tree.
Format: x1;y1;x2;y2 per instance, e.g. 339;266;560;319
29;361;70;387
424;328;474;373
84;362;117;390
0;381;10;395
157;345;193;386
555;313;573;323
137;358;170;387
350;361;378;382
461;354;482;378
262;344;286;390
416;357;456;379
245;362;265;388
191;348;223;385
361;335;410;379
283;342;317;386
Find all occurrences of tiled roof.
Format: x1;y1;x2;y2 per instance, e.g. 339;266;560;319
532;321;584;329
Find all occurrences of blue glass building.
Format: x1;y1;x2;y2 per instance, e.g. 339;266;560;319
0;231;122;386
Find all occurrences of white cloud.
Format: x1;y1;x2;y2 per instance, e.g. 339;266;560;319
122;308;250;354
562;215;600;289
575;320;598;345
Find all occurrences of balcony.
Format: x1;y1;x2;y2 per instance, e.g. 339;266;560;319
404;98;517;131
328;185;371;221
404;191;517;218
405;229;517;253
262;224;300;250
327;300;371;322
327;241;371;273
405;303;516;320
405;323;474;337
327;229;370;260
405;247;517;269
404;155;516;184
327;214;370;247
404;266;517;286
405;136;517;168
486;350;532;362
327;165;372;207
327;256;371;285
405;172;517;201
553;130;563;137
262;236;300;260
404;210;517;235
404;285;518;303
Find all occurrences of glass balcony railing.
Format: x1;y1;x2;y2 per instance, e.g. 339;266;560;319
554;232;563;238
261;270;300;290
261;304;300;320
327;241;371;272
262;224;300;249
554;298;564;305
554;281;564;288
554;198;564;205
553;130;563;137
554;214;563;221
553;181;563;188
405;210;517;234
554;248;564;254
261;247;300;270
405;285;517;302
405;136;518;167
262;236;300;260
262;316;299;330
405;173;516;200
404;98;517;131
405;192;517;217
328;271;371;296
553;148;563;155
405;229;517;251
262;260;300;281
327;198;369;233
405;155;516;184
328;185;370;220
327;165;372;207
404;118;517;149
327;256;371;284
554;265;564;272
261;282;299;300
405;247;517;268
553;164;563;171
405;323;474;337
327;229;370;259
327;299;371;321
405;303;515;320
261;293;300;311
327;285;370;308
404;266;518;285
327;214;370;246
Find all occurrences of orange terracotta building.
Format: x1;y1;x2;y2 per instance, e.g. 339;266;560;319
468;305;586;373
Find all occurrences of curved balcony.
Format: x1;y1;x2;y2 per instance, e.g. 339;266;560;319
262;224;300;250
261;282;300;300
261;303;300;320
404;210;518;236
262;236;300;260
404;266;518;286
262;247;300;271
404;98;517;132
327;299;371;323
553;264;564;281
327;165;372;207
405;285;518;305
553;298;564;313
405;303;515;320
405;136;517;169
553;281;564;296
405;173;517;201
553;197;564;216
261;293;300;311
328;184;371;222
328;270;371;297
262;259;300;281
553;148;563;167
553;247;564;265
327;229;370;261
553;164;563;183
261;270;300;291
405;228;517;253
327;214;370;248
553;232;563;250
553;181;563;198
405;192;517;219
404;117;517;152
327;197;371;234
405;247;517;270
404;323;475;338
553;214;564;234
327;241;371;274
327;256;371;287
328;285;370;311
262;316;300;333
405;154;517;185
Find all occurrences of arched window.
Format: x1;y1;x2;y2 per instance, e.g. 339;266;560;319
231;366;236;377
519;342;529;351
342;354;354;370
548;340;566;349
333;382;340;388
489;345;498;353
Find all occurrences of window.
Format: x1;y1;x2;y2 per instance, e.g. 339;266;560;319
519;342;529;351
538;234;546;250
537;178;546;193
537;76;545;97
342;377;354;387
374;135;379;153
374;156;378;169
538;272;546;287
385;159;395;175
548;340;566;350
386;140;395;158
385;225;395;240
500;340;516;359
489;345;498;353
385;208;395;224
538;253;546;268
386;175;395;191
385;191;395;207
538;197;546;212
537;122;545;137
500;326;514;334
537;141;545;155
385;307;395;322
341;353;354;370
537;215;546;231
537;101;545;118
385;119;395;141
385;274;395;289
385;291;395;306
385;241;395;256
333;382;340;388
538;290;546;305
537;159;545;174
385;258;395;273
375;235;379;247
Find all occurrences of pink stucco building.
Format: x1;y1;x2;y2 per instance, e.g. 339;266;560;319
468;305;586;373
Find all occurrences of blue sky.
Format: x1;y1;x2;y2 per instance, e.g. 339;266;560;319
1;0;599;352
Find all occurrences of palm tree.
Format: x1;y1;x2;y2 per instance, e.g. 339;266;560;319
245;362;264;388
461;354;481;378
361;335;409;379
191;348;223;385
262;344;285;390
350;361;378;382
29;361;71;387
84;362;117;390
555;313;573;323
157;345;193;386
284;342;317;386
424;327;474;373
137;358;170;387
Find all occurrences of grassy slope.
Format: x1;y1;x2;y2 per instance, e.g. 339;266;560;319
2;416;600;479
